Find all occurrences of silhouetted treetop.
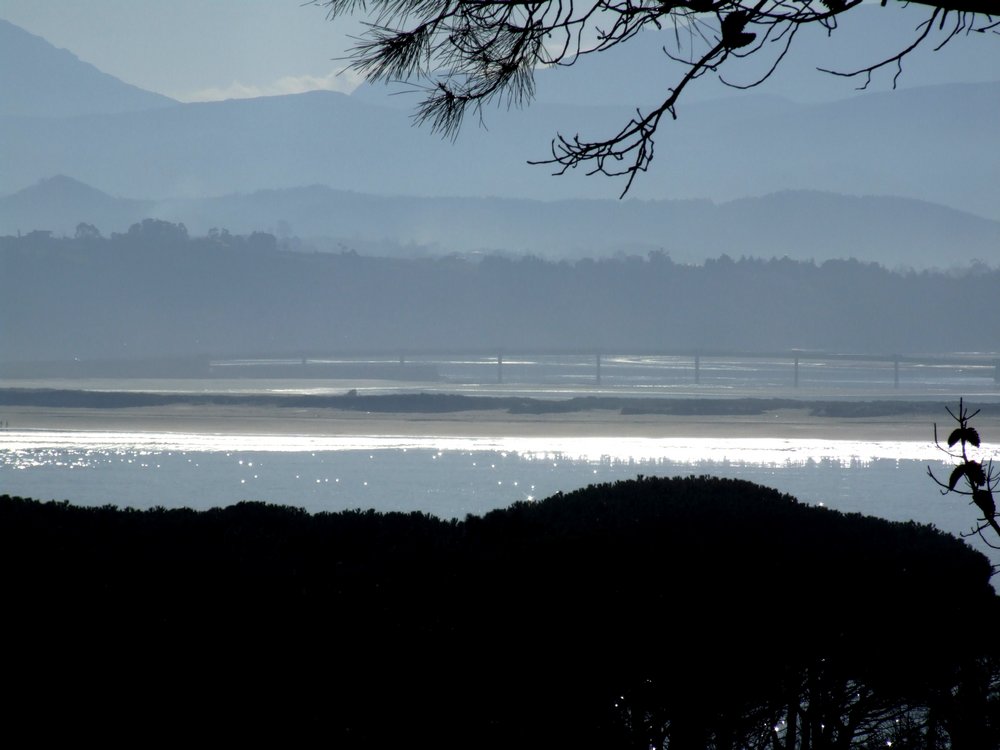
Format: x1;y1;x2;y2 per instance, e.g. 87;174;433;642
1;477;996;746
320;0;997;195
119;217;189;244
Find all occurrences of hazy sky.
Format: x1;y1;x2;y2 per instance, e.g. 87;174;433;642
4;2;997;106
0;0;364;101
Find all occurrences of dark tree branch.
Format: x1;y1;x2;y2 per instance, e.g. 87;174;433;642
906;0;1000;14
318;0;998;195
817;7;942;89
928;399;1000;547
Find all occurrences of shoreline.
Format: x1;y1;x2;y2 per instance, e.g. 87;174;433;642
1;403;987;442
2;387;998;442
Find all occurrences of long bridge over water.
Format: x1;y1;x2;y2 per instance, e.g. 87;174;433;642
6;349;997;390
209;349;1000;390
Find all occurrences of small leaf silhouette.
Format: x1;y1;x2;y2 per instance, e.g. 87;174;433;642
721;11;757;49
965;461;987;487
947;427;981;447
948;464;966;491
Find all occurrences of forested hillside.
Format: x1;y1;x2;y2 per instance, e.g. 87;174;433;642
2;223;996;363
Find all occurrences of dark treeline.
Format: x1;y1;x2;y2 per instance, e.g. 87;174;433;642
1;476;997;746
2;220;998;363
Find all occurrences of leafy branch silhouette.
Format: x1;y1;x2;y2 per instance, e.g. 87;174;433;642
928;398;1000;552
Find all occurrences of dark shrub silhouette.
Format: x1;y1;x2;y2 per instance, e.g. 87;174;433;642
0;476;996;746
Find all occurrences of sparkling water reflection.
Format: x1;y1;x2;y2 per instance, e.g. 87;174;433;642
0;430;945;461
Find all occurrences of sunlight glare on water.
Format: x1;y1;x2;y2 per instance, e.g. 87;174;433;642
0;431;942;464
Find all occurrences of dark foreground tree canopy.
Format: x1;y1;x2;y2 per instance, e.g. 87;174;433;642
2;476;997;746
321;0;998;194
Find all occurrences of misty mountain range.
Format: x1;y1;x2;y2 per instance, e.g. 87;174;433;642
1;12;998;246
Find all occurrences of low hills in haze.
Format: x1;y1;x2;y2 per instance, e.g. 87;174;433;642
3;176;998;268
0;175;148;236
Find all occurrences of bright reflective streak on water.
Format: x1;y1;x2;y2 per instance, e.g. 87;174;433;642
0;431;942;464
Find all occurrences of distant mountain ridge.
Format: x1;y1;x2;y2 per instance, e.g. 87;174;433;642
1;15;996;231
0;19;177;118
2;79;997;219
3;177;997;268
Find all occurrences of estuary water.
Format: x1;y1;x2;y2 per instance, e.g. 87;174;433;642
2;355;999;575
